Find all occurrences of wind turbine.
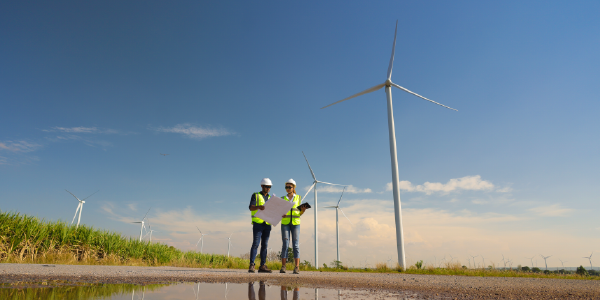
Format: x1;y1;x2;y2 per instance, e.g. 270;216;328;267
132;208;151;242
143;220;157;243
324;186;353;263
227;233;234;257
469;254;478;269
320;21;457;269
501;254;507;270
540;254;552;270
196;226;208;253
526;256;535;269
301;151;346;269
558;259;567;270
65;189;98;228
583;252;593;270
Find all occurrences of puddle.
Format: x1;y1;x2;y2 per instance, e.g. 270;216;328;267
1;282;425;299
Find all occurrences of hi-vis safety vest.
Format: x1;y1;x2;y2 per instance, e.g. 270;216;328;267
251;192;271;225
281;194;301;225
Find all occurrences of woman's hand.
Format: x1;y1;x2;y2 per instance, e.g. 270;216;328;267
282;214;287;218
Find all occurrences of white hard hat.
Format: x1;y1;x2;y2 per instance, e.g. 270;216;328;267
285;179;296;186
260;178;272;186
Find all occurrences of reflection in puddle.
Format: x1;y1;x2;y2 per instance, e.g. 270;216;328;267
2;281;423;299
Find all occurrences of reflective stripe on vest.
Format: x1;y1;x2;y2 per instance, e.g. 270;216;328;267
281;194;301;225
251;192;270;225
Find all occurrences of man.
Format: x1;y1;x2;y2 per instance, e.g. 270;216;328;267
248;178;273;273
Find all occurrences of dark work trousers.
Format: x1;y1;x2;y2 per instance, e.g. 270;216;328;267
249;222;271;266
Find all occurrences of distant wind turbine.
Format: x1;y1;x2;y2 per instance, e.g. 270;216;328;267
196;226;208;253
160;153;169;156
469;254;478;269
558;259;567;270
526;256;535;269
501;254;507;270
324;186;353;263
143;220;157;243
583;252;593;270
131;208;151;242
301;151;346;269
540;254;552;270
320;20;457;269
65;189;98;228
227;233;234;257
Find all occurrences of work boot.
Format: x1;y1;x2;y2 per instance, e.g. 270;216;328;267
280;265;286;273
248;263;256;273
293;266;300;274
258;265;272;273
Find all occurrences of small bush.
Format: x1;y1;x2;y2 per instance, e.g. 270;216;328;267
414;260;423;269
577;266;588;276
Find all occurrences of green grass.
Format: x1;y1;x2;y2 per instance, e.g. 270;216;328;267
0;210;597;280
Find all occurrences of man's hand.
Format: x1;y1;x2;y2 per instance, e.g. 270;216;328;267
249;205;265;211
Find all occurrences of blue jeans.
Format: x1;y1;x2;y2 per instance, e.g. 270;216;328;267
280;224;300;259
250;222;271;266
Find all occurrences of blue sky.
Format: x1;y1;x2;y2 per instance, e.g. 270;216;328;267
1;1;599;269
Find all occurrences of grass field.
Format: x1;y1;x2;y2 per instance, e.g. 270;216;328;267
0;210;596;280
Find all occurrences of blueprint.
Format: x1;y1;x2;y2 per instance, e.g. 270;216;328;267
253;195;294;226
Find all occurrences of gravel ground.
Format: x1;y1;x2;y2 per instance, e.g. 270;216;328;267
1;264;599;299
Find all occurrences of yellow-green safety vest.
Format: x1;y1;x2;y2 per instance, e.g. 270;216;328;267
251;192;271;225
281;194;301;225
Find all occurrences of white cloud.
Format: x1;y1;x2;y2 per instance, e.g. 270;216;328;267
155;123;235;140
304;184;372;194
0;140;41;153
528;204;574;217
387;175;495;195
43;126;123;134
44;126;98;133
0;156;7;165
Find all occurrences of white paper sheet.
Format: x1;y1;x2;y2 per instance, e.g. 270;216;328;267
253;195;294;226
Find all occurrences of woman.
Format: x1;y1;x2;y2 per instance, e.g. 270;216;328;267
280;178;306;274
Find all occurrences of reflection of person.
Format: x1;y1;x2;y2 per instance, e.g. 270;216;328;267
280;286;300;300
248;281;266;300
279;179;306;274
248;178;273;273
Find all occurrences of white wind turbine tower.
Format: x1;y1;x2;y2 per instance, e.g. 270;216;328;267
131;208;151;242
540;254;552;270
324;186;353;263
196;226;208;253
320;21;457;269
301;151;346;269
227;233;234;257
583;252;593;270
66;189;98;228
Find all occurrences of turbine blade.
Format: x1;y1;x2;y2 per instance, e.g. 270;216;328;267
196;226;202;234
321;83;386;109
82;190;99;200
339;208;353;225
387;20;398;80
318;181;346;186
142;208;151;221
65;189;79;201
301;182;316;202
390;82;458;111
337;186;346;207
302;151;317;181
